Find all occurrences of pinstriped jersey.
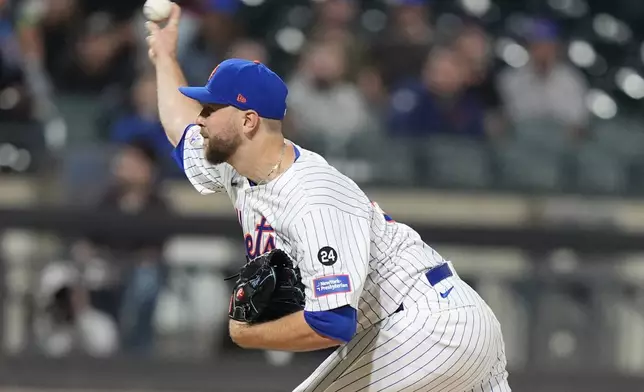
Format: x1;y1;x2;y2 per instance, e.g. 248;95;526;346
179;124;448;330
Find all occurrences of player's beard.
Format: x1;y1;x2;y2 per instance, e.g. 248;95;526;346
204;130;242;165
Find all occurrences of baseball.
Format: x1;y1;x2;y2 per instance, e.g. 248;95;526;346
143;0;173;22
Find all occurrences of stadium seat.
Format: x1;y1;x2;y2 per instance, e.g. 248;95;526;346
0;121;47;174
530;289;602;370
163;236;239;270
574;143;627;194
344;131;415;186
156;236;239;356
628;159;644;194
513;119;571;155
591;120;644;161
423;135;493;188
58;144;119;206
290;131;333;157
496;141;566;192
53;95;102;144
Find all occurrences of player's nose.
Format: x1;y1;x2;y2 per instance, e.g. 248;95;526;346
195;114;205;126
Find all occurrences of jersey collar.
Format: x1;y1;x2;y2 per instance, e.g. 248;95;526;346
248;144;300;187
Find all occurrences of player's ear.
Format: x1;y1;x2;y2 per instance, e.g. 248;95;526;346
241;110;260;137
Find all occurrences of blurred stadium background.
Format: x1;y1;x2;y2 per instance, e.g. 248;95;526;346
2;0;644;390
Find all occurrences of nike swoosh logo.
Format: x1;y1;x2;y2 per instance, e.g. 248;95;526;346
440;287;454;299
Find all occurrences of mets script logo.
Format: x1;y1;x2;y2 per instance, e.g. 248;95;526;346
242;214;276;259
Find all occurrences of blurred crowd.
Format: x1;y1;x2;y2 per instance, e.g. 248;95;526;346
1;0;601;175
2;0;644;357
35;139;170;357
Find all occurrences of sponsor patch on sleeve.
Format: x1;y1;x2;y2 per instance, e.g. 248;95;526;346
313;275;352;298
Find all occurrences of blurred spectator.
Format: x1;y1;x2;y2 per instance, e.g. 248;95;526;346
356;65;388;131
287;40;370;148
109;70;175;174
73;139;170;355
370;0;434;89
313;0;356;33
453;22;505;137
179;0;241;85
0;0;43;122
388;0;433;44
227;38;268;64
388;46;486;138
497;18;589;138
309;0;365;79
200;0;240;50
12;0;68;122
33;261;120;358
0;0;35;122
0;0;49;170
16;0;143;95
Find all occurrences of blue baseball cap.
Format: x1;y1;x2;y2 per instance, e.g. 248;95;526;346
179;59;288;120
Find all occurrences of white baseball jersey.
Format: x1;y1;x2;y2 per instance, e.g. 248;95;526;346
178;124;511;392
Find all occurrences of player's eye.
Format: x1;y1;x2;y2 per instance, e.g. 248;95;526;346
200;105;216;118
199;104;229;119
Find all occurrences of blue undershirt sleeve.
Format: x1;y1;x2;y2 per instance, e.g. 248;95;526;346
303;305;357;343
170;124;193;171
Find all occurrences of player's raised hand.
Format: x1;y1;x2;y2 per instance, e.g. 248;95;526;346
145;3;181;64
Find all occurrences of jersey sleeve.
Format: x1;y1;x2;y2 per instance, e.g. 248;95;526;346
171;124;235;194
291;207;369;312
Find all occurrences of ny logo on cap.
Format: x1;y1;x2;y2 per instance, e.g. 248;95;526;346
209;65;221;80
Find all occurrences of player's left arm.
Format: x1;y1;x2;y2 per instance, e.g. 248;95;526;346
229;207;369;351
229;311;343;352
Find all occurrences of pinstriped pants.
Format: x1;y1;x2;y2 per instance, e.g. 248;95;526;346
293;277;511;392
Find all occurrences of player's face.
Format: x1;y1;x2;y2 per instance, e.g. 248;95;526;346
197;104;243;164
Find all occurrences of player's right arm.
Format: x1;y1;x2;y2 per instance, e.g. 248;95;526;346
145;4;232;193
145;4;199;146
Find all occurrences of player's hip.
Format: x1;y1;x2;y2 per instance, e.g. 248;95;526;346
394;261;491;314
374;262;487;315
358;262;492;329
371;293;507;391
295;263;509;392
295;299;508;392
383;266;503;343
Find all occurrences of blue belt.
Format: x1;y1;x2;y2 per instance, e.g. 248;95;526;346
426;263;453;286
394;263;453;314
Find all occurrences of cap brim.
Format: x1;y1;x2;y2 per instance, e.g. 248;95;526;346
178;86;228;105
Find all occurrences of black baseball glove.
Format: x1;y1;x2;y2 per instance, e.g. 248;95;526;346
227;249;305;324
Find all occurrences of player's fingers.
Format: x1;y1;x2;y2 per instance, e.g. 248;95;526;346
168;3;182;27
145;21;160;35
148;48;156;63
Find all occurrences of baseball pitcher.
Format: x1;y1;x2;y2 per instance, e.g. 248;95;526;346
145;4;511;391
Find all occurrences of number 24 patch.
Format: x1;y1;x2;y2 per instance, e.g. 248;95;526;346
317;246;338;266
